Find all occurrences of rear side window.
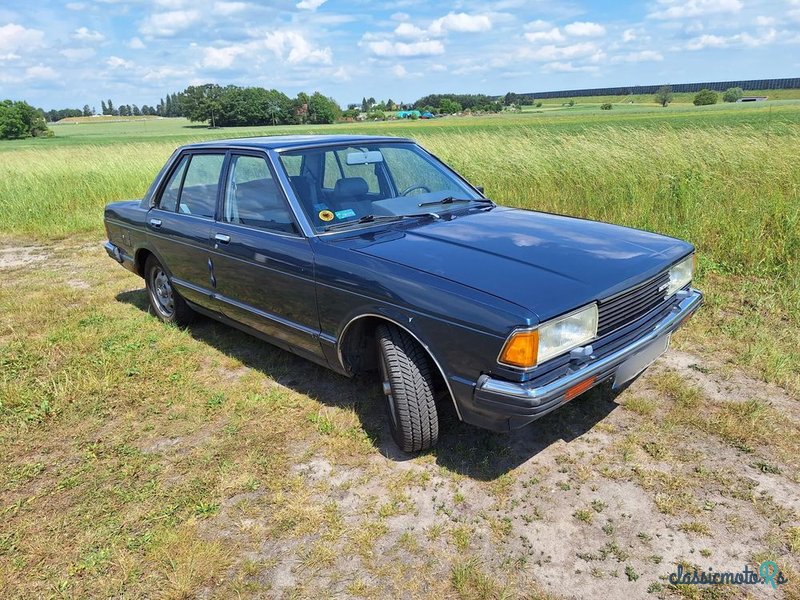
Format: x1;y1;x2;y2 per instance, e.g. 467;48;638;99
178;154;225;219
158;155;189;212
223;155;297;234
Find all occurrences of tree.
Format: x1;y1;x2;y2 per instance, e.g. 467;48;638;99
439;98;462;114
654;85;673;107
361;96;368;112
101;100;108;115
107;99;115;115
132;104;141;116
386;98;397;111
181;84;223;126
693;89;718;106
82;104;91;117
722;86;744;103
307;91;341;124
0;100;51;139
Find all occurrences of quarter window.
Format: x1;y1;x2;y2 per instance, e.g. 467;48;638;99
158;155;188;212
178;154;225;219
223;155;297;234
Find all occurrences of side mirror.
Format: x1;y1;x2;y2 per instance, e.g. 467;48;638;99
476;186;485;194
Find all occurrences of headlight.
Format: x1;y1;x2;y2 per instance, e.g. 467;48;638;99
666;254;694;297
499;303;598;369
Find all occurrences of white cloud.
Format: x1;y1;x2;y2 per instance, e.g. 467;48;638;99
365;39;445;57
649;0;742;20
528;42;602;62
72;26;105;42
429;12;492;35
128;36;145;49
107;55;133;68
524;27;564;43
262;30;332;64
394;22;426;39
685;28;777;50
296;0;326;10
141;65;186;81
0;23;45;56
564;21;606;37
622;28;637;42
66;2;87;9
614;50;664;62
392;64;408;78
542;61;598;73
525;19;553;31
201;45;245;69
60;47;96;60
391;12;410;21
213;1;248;16
755;16;776;27
0;53;21;61
25;64;57;80
139;10;200;36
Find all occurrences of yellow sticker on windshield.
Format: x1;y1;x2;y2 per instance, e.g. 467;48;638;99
319;210;335;222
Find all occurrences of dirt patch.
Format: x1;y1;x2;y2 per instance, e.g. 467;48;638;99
0;245;50;270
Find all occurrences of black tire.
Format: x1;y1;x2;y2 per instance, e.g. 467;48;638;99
144;255;195;326
376;323;439;452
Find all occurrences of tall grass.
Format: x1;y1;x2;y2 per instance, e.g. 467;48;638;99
3;124;795;282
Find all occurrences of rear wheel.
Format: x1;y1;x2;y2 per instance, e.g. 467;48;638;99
376;323;439;452
144;255;195;326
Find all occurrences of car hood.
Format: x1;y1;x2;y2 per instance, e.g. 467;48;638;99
344;207;692;322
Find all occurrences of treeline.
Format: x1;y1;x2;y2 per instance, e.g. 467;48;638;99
180;84;341;127
43;92;185;122
1;100;51;139
412;94;504;113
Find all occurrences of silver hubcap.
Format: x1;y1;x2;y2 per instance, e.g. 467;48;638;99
151;268;174;316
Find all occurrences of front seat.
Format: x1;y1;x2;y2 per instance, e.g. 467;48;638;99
331;177;369;215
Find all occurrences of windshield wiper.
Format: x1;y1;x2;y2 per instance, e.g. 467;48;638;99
323;213;438;232
418;196;495;208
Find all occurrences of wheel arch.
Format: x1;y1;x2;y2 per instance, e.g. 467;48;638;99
337;313;463;421
134;247;154;277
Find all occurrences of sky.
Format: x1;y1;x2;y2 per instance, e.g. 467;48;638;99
0;0;799;110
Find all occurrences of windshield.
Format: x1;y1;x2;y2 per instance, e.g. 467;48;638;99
277;142;483;231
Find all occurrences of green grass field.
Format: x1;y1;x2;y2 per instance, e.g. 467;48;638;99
2;100;800;598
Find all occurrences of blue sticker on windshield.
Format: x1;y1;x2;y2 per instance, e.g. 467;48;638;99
334;209;356;219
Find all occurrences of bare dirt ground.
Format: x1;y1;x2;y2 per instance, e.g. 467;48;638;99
1;239;798;599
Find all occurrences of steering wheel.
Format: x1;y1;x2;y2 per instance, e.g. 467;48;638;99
400;184;431;196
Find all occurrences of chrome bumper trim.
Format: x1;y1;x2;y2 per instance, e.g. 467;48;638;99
475;289;703;405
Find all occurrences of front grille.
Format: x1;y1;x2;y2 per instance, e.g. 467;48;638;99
597;271;670;337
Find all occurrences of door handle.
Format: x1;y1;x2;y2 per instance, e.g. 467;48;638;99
214;233;231;244
149;218;162;228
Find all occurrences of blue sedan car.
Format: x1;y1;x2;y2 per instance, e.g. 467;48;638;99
104;135;702;452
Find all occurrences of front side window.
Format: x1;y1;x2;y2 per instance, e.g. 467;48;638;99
178;153;225;219
223;155;297;234
278;143;480;231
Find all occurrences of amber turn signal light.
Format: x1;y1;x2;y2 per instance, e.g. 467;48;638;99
498;330;539;368
564;376;597;401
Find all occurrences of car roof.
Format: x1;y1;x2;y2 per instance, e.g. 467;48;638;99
182;134;414;151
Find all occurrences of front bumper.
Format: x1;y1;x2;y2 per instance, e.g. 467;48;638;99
472;288;703;427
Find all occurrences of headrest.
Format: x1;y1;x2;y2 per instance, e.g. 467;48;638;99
334;177;368;197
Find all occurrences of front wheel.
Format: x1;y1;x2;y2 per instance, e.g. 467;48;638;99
376;323;439;452
144;255;195;326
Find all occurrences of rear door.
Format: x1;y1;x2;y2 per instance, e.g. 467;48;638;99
210;151;321;358
146;151;225;310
